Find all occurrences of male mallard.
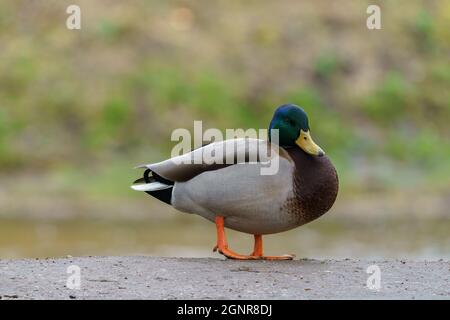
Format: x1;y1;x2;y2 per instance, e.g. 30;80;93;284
132;104;338;260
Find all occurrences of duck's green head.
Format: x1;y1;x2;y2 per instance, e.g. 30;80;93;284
268;103;324;156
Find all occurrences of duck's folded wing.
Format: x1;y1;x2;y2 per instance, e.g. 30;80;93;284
136;138;287;182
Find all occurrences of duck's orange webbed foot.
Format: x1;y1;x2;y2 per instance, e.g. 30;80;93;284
213;216;295;260
214;245;260;260
251;234;295;260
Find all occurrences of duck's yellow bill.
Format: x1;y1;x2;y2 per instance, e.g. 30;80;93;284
296;130;325;157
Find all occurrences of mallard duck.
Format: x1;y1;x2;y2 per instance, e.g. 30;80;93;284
132;104;338;260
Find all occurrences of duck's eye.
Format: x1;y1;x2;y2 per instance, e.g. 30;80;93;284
304;136;307;140
285;118;295;126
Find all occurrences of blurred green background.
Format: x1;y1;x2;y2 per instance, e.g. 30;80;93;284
0;0;449;259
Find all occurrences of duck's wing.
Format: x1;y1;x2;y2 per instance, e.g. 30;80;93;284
135;138;290;182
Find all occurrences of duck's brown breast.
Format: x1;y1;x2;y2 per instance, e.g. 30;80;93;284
284;147;339;226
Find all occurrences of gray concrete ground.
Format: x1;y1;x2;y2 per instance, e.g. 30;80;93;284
0;256;448;299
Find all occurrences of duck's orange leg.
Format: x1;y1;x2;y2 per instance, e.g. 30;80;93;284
213;216;295;260
213;216;258;260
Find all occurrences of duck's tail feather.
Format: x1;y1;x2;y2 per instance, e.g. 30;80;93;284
131;169;174;205
131;180;172;192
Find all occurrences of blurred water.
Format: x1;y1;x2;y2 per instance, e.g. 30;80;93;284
1;175;449;260
1;214;449;260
